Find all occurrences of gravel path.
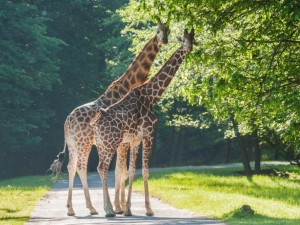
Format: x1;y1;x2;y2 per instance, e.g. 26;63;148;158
25;162;287;225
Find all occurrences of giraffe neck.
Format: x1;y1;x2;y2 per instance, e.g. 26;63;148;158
136;46;187;109
96;36;161;107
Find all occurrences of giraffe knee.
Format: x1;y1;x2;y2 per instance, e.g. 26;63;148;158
121;170;128;181
97;162;107;174
115;164;123;174
67;163;75;173
128;169;136;181
142;168;149;179
97;165;102;173
122;167;128;176
76;167;87;176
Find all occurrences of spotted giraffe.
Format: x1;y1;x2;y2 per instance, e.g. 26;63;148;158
90;29;199;217
49;19;170;216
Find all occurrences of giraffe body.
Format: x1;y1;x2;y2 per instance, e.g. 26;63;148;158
91;91;158;216
90;29;198;216
49;20;170;216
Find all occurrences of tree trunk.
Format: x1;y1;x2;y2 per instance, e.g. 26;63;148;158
274;136;280;160
252;129;261;174
225;138;232;164
231;115;252;176
169;127;178;166
246;135;253;162
239;135;252;176
169;99;178;167
177;128;185;166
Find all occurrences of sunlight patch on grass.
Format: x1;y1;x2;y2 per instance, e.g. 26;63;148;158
133;165;300;225
0;175;56;225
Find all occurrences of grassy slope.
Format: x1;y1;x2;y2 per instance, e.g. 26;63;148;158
133;165;300;225
0;176;56;225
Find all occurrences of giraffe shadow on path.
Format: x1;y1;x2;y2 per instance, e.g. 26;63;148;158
26;171;227;225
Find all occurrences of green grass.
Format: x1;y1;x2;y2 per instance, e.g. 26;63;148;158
0;175;56;225
133;165;300;225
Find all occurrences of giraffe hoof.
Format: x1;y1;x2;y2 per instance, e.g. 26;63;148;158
115;210;125;214
146;210;154;216
67;212;75;216
115;206;124;214
105;212;116;217
90;211;99;215
124;210;132;216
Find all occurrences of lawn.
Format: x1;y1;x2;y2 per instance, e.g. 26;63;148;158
0;175;56;225
133;164;300;225
1;164;299;225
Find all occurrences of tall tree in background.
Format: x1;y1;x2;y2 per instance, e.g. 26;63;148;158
0;1;65;177
0;0;131;178
119;0;300;174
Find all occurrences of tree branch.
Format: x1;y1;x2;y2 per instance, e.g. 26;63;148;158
235;39;300;44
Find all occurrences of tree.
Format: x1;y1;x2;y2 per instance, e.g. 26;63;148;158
118;0;300;173
0;1;66;177
0;0;131;178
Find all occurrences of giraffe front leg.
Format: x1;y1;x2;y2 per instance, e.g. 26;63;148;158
143;137;154;216
124;142;140;216
97;150;116;217
114;143;129;214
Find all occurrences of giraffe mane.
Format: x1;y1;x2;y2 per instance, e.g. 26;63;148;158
105;36;157;91
135;46;181;87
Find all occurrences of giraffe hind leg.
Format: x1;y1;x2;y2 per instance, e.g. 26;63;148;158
76;145;98;215
66;150;78;216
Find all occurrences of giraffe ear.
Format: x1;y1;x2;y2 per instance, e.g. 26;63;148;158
157;18;162;27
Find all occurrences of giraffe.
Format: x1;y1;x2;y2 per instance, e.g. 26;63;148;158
90;28;199;217
48;19;170;216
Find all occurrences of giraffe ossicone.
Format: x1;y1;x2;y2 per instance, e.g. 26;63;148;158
48;19;170;217
90;28;198;217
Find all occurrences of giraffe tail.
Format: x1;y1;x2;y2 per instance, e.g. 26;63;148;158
47;118;69;179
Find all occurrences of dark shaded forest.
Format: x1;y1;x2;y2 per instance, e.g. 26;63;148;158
1;0;299;179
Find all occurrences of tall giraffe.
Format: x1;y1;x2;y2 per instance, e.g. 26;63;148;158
49;19;170;216
90;29;198;217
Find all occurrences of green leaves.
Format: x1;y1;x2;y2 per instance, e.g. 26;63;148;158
0;0;130;178
0;1;63;152
119;0;300;148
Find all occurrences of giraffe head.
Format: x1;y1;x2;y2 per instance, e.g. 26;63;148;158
156;18;170;45
177;28;200;52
